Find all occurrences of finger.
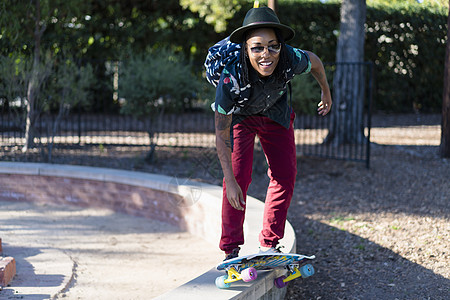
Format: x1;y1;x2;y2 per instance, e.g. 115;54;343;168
230;197;244;211
317;102;330;116
233;194;244;211
239;194;246;207
321;105;329;114
235;201;244;211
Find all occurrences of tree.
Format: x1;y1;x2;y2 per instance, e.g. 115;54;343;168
0;0;88;152
325;0;367;146
180;0;243;32
268;0;278;12
0;55;30;130
441;1;450;158
118;48;202;162
44;57;94;162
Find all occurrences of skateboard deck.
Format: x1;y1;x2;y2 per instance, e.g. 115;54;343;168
215;252;315;289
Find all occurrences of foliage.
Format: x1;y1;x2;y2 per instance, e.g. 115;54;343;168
364;2;447;112
43;57;94;161
64;0;219;110
43;58;94;112
0;52;94;158
118;48;202;118
0;55;30;107
273;0;448;113
1;0;447;114
197;77;218;110
367;0;448;9
0;0;89;56
0;0;92;151
0;53;94;112
180;0;244;32
215;0;447;113
290;74;322;115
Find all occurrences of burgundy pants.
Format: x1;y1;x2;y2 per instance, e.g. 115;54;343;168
220;112;297;253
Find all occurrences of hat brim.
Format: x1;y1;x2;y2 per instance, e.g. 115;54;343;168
229;22;295;44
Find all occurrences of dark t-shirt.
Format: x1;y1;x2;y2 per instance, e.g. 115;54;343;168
213;44;311;129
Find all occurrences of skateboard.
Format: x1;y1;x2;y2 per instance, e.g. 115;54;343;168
215;252;315;289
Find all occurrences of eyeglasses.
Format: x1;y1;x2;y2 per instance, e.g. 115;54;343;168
247;44;281;55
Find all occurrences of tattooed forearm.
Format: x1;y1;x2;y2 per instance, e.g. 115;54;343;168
224;139;232;149
215;112;232;131
215;111;235;181
215;112;232;150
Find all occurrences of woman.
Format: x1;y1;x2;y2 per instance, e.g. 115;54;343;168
207;6;332;260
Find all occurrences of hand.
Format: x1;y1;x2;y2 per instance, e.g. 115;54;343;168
317;90;332;116
225;179;245;211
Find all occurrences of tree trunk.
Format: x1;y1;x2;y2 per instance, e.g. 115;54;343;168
268;0;278;13
22;0;45;152
441;2;450;158
326;0;366;146
145;108;165;163
23;50;40;152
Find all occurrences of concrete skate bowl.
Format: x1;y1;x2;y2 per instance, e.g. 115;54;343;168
0;162;296;300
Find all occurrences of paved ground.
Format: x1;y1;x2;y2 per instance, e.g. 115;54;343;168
0;200;222;299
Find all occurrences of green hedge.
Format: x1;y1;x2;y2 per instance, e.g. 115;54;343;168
365;3;448;112
214;0;448;113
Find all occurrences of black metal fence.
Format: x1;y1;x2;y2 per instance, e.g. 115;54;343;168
295;62;374;168
0;62;373;168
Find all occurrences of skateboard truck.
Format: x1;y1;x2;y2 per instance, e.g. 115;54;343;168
216;265;258;288
274;263;314;288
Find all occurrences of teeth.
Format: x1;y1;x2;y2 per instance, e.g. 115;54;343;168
260;62;272;66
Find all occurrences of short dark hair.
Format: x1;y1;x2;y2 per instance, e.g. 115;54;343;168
239;28;288;86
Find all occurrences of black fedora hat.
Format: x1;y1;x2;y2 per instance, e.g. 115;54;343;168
229;7;295;44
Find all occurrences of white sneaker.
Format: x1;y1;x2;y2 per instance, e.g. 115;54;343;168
259;245;284;254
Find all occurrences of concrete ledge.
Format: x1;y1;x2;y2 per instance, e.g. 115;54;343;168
0;162;296;299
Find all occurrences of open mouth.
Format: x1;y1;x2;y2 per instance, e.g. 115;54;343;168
259;61;273;67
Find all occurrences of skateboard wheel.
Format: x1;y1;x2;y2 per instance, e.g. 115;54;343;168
274;275;288;288
300;264;314;278
215;275;231;289
241;267;257;282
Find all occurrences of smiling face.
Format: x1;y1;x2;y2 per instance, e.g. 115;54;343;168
245;28;280;77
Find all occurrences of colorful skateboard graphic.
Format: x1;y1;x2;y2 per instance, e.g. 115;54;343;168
216;253;315;289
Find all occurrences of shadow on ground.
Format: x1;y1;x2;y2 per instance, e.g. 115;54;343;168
0;200;222;299
0;244;65;300
281;143;449;300
245;135;449;299
285;215;449;299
